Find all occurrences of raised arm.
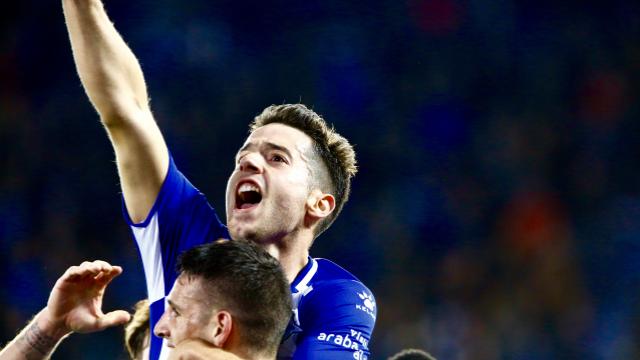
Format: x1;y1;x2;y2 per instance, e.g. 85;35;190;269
62;0;169;222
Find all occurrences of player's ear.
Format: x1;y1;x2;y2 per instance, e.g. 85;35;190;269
209;311;232;348
305;189;335;220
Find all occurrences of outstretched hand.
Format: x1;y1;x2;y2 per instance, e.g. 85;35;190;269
43;260;131;335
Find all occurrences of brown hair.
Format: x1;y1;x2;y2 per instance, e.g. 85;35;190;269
178;240;292;358
250;104;357;237
124;299;150;360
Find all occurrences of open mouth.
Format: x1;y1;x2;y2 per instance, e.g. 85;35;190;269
236;182;263;210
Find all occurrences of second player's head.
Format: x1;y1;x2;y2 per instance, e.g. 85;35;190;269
154;240;291;358
225;104;357;245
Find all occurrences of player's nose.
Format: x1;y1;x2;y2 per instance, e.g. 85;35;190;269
239;153;263;173
153;313;170;339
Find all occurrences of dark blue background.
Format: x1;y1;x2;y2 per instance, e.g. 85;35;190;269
1;0;640;358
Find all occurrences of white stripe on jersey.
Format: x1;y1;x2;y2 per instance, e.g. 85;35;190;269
292;258;318;326
131;214;172;359
159;341;170;360
131;213;166;303
295;258;318;292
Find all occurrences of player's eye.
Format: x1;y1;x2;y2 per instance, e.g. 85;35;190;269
271;154;287;163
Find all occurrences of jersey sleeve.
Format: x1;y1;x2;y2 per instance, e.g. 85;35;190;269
293;280;377;360
123;154;229;301
123;154;229;360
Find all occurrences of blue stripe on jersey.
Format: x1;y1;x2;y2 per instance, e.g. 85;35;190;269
149;298;166;360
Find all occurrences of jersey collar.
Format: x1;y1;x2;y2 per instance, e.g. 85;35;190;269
291;256;318;293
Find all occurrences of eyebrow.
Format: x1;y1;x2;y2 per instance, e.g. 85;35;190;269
236;141;293;161
167;299;182;313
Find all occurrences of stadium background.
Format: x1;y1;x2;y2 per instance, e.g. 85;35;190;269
1;0;640;358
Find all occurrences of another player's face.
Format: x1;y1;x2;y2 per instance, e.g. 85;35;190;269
154;275;217;348
226;123;314;243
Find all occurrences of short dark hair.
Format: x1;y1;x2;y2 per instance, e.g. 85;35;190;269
388;348;437;360
250;104;357;238
177;240;291;358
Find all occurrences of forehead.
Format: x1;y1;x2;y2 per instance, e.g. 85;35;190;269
169;275;209;307
243;123;314;156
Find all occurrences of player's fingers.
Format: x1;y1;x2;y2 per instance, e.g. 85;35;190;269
91;262;113;281
97;266;123;286
55;266;82;286
78;261;94;270
72;265;100;281
63;265;81;278
93;259;112;266
76;262;104;277
91;260;113;271
100;265;122;276
59;262;106;286
78;261;114;281
96;310;131;330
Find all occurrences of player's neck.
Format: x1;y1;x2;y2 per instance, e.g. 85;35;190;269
261;231;311;283
227;338;274;360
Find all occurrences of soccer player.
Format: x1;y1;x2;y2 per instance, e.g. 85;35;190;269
62;0;377;359
157;240;292;360
0;240;291;360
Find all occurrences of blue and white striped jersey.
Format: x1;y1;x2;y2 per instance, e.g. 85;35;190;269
281;257;377;360
124;155;376;360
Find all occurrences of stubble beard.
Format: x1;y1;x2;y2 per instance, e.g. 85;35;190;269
231;204;301;247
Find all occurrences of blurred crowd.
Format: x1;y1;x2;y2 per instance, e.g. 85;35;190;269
1;0;639;358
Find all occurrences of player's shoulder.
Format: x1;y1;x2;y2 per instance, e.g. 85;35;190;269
164;153;205;197
299;258;377;329
294;259;376;358
311;258;374;298
312;258;365;283
314;258;373;290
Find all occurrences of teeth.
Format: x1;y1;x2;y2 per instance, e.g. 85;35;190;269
238;183;260;195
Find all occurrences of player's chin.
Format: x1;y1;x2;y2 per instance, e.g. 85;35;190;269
227;222;257;242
